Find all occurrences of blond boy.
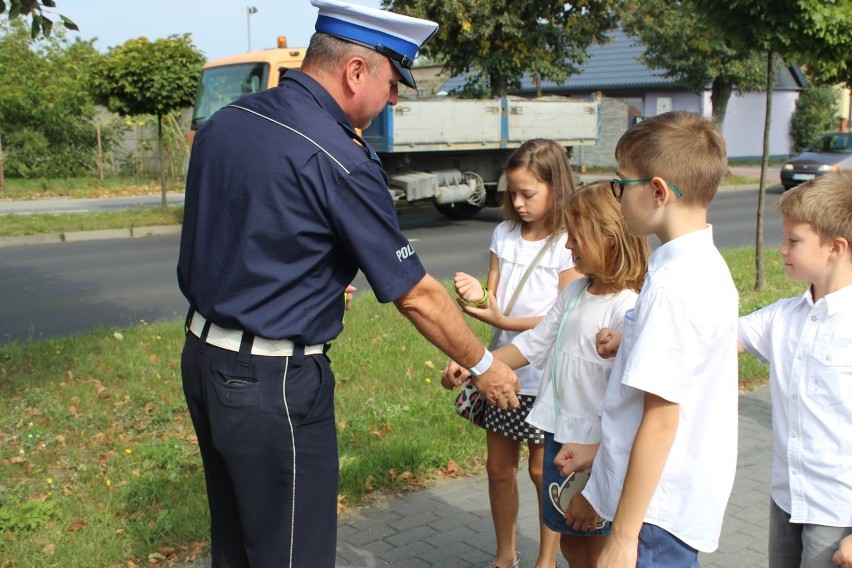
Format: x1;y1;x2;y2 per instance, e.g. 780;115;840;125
556;111;739;567
738;172;852;568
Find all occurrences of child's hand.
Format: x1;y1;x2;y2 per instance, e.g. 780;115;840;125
564;492;601;532
441;361;469;390
344;284;357;312
834;534;852;567
554;442;600;477
458;289;503;327
454;272;485;304
596;328;622;358
598;535;638;568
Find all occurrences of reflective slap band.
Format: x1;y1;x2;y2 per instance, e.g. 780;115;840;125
465;286;488;308
467;349;493;377
474;286;489;307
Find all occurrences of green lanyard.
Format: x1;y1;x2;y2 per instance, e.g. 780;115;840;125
550;280;590;417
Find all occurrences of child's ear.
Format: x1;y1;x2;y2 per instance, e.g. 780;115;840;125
830;236;850;258
650;177;670;205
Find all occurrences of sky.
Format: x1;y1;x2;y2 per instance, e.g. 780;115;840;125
55;0;383;62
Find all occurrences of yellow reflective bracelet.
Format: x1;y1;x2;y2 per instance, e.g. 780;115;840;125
474;286;489;307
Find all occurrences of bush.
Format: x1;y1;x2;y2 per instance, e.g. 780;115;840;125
790;85;839;152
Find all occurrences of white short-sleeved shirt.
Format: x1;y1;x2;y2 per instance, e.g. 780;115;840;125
491;221;575;396
518;279;637;443
738;284;852;527
583;226;739;553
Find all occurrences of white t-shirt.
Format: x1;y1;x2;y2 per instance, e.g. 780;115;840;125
583;226;739;553
490;221;575;396
739;284;852;527
519;279;637;443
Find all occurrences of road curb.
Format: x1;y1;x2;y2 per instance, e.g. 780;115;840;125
0;225;183;247
131;225;183;238
63;228;132;242
0;233;64;248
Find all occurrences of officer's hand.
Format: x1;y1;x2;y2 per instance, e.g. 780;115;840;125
471;358;520;409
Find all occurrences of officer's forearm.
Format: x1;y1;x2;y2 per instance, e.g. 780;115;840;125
393;274;485;368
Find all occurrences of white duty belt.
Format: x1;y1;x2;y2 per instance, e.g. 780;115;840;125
189;312;326;357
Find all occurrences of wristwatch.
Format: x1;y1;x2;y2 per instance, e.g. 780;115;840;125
467;349;493;377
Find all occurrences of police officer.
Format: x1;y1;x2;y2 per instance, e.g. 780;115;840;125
177;0;520;565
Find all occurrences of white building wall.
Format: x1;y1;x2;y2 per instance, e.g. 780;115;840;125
719;91;798;158
642;90;799;159
642;91;703;117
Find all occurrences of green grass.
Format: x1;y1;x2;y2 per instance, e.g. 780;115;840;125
0;251;802;565
0;208;185;237
0;176;182;200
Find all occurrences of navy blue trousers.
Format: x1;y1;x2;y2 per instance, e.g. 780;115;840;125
181;332;338;567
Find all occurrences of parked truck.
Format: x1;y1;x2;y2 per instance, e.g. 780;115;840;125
190;39;600;217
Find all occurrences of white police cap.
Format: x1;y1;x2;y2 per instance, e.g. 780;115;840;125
311;0;438;89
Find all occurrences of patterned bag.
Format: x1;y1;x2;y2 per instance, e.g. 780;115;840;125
454;378;486;426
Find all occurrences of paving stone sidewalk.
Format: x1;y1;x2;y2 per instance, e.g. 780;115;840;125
182;381;771;568
333;384;772;567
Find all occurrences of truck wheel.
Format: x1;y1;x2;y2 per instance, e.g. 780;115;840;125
435;202;483;219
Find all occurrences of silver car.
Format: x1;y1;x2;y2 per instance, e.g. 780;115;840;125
780;132;852;190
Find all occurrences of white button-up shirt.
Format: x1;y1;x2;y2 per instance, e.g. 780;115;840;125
739;284;852;526
583;226;740;553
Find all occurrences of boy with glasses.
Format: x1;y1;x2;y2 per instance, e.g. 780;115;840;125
556;111;739;567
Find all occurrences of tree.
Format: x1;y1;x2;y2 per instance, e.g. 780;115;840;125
385;0;619;97
810;53;852;90
91;34;204;210
0;0;76;38
698;0;852;290
620;0;764;129
0;20;102;179
789;85;839;152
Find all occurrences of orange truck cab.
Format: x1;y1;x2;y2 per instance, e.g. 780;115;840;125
189;37;306;147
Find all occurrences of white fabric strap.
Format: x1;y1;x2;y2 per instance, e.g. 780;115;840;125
467;348;493;377
488;232;560;350
189;313;325;357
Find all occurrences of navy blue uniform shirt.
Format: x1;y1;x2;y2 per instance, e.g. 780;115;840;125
177;70;426;345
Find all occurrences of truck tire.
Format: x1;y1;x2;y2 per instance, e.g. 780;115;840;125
434;202;483;219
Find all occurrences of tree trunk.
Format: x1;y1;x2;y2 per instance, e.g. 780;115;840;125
490;73;508;98
754;51;774;291
96;122;104;183
0;132;4;191
710;78;733;130
157;115;168;212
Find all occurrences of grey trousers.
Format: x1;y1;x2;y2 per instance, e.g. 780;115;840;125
769;498;852;568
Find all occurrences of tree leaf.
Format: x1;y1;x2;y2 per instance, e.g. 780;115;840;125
60;15;78;31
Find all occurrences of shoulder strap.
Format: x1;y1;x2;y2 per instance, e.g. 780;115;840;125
503;233;559;316
550;279;591;416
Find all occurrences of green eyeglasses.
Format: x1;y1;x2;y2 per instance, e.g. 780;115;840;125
609;178;683;199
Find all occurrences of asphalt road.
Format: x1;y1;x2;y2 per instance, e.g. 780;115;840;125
0;187;784;346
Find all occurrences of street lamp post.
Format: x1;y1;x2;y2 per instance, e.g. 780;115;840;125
246;6;258;51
